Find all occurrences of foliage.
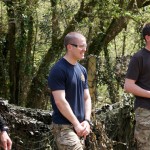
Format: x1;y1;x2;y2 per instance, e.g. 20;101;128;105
0;0;150;108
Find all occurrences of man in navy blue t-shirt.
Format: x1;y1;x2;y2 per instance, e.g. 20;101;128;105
48;32;92;150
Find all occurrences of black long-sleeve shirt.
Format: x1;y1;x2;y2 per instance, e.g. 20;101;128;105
0;115;6;130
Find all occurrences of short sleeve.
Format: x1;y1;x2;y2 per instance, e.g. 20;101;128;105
126;56;141;81
48;67;66;91
84;69;88;89
79;65;88;89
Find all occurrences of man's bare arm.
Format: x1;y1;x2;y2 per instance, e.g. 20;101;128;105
52;90;86;136
124;78;150;98
84;89;91;121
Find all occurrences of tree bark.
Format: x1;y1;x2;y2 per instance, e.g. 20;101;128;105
5;1;17;104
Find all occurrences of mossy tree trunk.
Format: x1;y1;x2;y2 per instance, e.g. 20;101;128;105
5;1;17;104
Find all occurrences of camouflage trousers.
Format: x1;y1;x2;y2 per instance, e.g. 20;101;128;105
135;107;150;150
50;123;85;150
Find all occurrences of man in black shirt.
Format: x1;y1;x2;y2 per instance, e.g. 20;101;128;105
0;116;12;150
124;22;150;149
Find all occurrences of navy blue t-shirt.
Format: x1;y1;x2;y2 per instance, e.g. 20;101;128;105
48;58;88;124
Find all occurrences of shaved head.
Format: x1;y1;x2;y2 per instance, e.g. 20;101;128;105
64;32;86;48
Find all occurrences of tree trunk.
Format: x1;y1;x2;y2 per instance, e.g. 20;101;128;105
5;1;17;104
26;0;62;108
87;55;97;105
19;14;34;106
103;47;119;103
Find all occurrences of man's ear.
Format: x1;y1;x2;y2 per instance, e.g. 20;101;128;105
67;44;72;51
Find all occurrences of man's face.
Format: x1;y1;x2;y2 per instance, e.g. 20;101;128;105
69;37;87;60
145;35;150;43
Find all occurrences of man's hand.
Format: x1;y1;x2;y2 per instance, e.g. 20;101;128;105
81;121;90;139
73;123;86;137
0;131;12;150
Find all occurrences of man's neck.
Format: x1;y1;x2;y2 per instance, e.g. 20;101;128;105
63;55;77;65
145;46;150;51
145;44;150;51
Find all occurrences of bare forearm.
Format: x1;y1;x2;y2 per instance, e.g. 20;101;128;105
56;100;80;126
52;90;80;126
84;98;91;120
124;82;150;98
84;89;92;120
52;90;87;137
